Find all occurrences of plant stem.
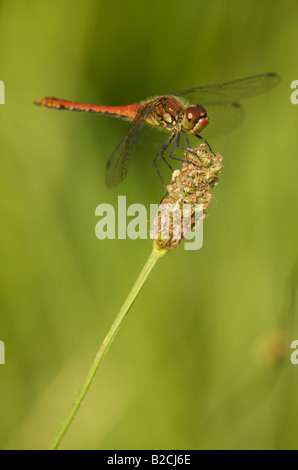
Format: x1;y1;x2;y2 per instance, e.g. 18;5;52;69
48;242;167;450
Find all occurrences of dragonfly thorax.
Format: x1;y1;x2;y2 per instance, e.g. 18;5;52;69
182;104;209;135
144;95;185;131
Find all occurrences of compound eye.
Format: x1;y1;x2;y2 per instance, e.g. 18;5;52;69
186;107;201;122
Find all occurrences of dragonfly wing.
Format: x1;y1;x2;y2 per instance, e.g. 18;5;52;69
106;134;131;188
175;73;280;139
106;102;155;188
199;101;246;139
174;73;281;105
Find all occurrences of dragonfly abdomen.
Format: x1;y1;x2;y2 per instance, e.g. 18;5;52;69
34;98;140;121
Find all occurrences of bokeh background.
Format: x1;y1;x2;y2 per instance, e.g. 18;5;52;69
0;0;298;450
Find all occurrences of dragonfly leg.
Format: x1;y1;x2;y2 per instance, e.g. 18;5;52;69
180;129;202;160
182;129;193;149
154;132;176;201
168;132;200;168
195;134;216;156
161;156;174;172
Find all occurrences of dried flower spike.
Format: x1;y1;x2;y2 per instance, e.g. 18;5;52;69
151;143;223;250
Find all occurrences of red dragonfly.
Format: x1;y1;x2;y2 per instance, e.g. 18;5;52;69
35;73;280;189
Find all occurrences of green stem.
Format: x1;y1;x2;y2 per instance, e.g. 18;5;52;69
48;242;167;450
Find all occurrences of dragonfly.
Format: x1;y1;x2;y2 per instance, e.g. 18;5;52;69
35;73;280;190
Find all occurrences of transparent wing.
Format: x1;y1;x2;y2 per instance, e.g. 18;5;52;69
174;73;281;105
199;101;245;138
174;73;280;139
106;101;157;188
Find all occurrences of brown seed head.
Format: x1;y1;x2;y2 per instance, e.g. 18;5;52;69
151;143;223;251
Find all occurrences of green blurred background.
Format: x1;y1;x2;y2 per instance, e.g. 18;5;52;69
0;0;298;450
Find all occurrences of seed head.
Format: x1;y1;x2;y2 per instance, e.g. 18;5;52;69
151;143;223;250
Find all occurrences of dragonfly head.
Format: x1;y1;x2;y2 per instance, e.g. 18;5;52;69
182;105;209;135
